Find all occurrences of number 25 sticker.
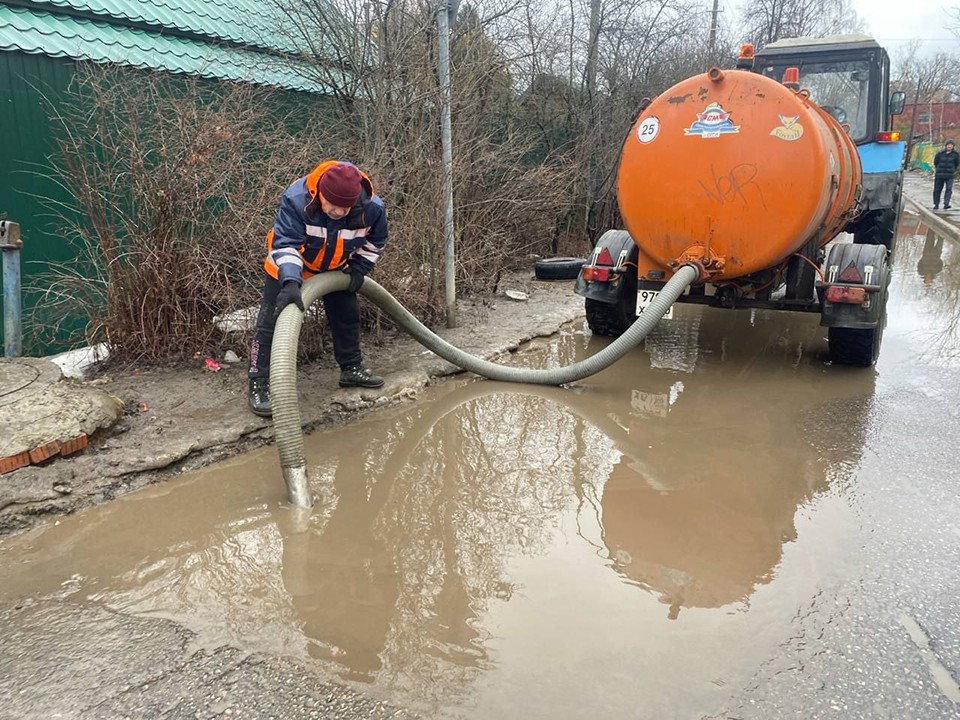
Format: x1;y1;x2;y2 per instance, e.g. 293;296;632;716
637;117;660;144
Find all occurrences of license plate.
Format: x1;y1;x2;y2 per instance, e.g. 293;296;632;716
636;289;673;319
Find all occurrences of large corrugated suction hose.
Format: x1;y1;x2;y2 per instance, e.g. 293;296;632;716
270;263;699;506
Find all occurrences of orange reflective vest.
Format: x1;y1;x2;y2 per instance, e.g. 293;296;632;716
264;161;388;284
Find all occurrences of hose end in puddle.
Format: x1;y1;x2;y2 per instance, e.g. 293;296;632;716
283;465;312;507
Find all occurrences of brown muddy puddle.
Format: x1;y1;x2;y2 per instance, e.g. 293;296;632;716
1;225;958;719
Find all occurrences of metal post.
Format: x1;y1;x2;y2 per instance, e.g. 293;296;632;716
905;79;922;167
437;0;457;328
1;221;22;358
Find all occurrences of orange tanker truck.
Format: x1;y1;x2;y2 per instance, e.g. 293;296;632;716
574;34;908;366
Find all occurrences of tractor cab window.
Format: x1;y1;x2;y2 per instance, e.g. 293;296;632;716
761;60;872;142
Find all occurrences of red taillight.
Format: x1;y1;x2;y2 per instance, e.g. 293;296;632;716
596;247;615;266
825;285;867;304
875;131;901;143
582;266;613;282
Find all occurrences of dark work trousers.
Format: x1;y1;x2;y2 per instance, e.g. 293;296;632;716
248;273;362;380
934;176;954;207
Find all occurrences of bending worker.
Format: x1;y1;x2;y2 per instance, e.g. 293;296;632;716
248;161;389;417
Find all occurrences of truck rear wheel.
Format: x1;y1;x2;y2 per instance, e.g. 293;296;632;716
828;326;882;366
585;298;634;337
585;269;637;337
827;283;888;367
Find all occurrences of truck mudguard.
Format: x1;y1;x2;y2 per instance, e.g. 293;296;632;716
574;229;636;304
819;243;889;329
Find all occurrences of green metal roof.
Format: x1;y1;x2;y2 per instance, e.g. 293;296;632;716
0;4;331;93
7;0;296;53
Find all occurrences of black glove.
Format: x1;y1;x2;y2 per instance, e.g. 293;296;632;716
342;266;365;294
274;280;304;319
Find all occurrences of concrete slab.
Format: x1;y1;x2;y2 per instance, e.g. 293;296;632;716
0;357;122;473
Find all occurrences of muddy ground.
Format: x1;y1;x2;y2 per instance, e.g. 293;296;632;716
0;271;584;536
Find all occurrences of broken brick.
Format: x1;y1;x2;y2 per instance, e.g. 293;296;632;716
28;440;61;465
0;452;31;475
59;433;88;457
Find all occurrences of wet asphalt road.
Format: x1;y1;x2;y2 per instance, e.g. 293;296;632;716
1;217;959;719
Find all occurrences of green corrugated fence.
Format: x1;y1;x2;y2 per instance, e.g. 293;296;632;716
910;142;937;172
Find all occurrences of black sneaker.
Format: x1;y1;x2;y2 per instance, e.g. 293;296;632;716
934;205;940;210
248;378;272;417
946;205;952;209
339;365;384;388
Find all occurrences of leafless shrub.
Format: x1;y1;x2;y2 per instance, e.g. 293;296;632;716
36;35;572;362
33;64;327;362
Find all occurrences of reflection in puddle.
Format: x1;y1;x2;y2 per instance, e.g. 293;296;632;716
891;213;960;365
917;229;945;284
41;220;960;715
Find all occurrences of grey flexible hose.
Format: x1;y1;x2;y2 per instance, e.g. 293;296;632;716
270;264;698;506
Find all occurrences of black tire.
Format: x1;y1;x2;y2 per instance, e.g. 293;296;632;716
585;270;637;337
827;284;888;367
852;207;898;251
534;257;587;280
827;327;879;366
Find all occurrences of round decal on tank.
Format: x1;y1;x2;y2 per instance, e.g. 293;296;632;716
637;116;661;144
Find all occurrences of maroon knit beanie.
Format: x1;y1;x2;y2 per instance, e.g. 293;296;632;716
318;163;362;208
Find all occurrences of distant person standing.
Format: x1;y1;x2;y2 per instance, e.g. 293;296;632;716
933;139;960;210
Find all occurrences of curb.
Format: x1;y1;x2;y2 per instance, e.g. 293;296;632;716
903;192;960;243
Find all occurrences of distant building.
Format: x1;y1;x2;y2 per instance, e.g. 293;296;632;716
896;102;960;144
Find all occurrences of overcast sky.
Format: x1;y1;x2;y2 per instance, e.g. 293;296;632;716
852;0;957;54
716;1;958;56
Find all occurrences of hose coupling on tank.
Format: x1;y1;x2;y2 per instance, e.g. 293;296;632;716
669;246;725;284
707;67;725;83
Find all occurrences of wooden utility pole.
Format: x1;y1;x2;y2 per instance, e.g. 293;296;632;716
708;0;720;59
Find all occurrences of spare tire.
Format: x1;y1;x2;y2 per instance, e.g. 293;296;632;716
534;257;587;280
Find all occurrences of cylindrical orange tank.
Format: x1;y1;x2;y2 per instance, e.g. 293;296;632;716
618;68;861;281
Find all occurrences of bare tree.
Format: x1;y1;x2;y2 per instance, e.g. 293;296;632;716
893;41;960;153
739;0;863;47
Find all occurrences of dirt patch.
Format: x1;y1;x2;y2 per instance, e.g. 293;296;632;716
0;273;584;536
